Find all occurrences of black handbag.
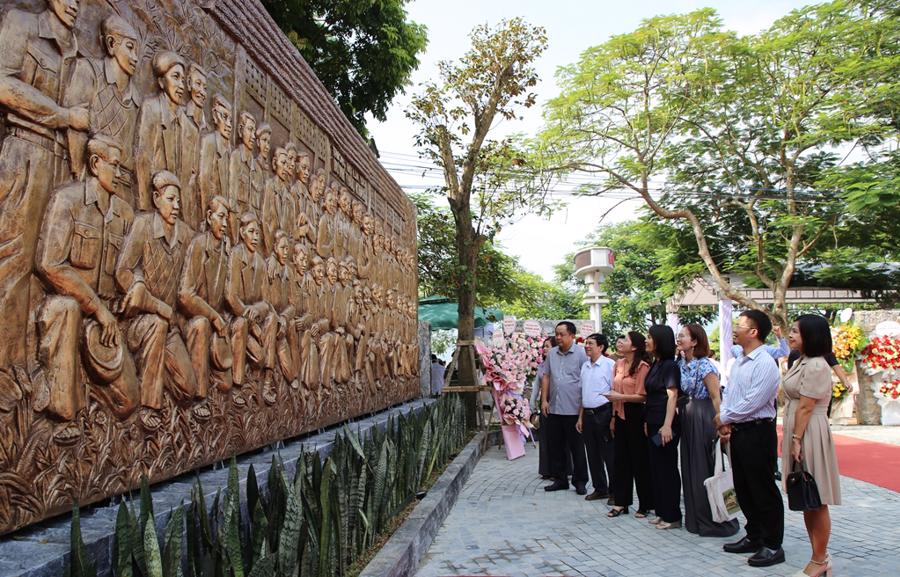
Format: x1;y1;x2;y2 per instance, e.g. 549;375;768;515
786;458;822;511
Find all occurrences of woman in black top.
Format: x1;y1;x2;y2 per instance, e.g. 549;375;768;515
644;324;683;529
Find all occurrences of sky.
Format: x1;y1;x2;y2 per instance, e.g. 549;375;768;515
367;0;816;282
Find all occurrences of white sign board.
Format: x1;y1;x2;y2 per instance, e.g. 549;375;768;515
579;321;596;336
875;321;900;338
523;320;542;338
839;308;853;324
492;330;506;347
502;316;517;336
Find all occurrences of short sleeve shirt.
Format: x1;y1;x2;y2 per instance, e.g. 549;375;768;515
678;356;718;400
546;344;588;416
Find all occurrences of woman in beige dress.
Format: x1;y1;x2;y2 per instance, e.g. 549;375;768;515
783;314;840;577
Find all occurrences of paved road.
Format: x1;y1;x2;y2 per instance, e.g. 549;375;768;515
416;434;900;577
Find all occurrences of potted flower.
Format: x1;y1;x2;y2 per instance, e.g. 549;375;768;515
875;380;900;426
859;335;900;426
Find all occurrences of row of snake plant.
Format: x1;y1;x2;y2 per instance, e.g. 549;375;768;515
68;396;467;577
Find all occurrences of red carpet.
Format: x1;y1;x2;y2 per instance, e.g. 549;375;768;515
777;425;900;492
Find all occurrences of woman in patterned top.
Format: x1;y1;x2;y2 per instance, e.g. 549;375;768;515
677;324;739;537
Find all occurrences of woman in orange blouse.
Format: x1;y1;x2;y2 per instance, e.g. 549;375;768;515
605;332;653;518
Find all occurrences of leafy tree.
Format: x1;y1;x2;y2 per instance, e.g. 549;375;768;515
262;0;427;136
407;19;551;409
488;268;587;321
542;1;899;328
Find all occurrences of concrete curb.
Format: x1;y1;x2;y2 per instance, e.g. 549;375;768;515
359;429;500;577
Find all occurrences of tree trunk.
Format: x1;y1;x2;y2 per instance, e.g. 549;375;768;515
452;204;482;429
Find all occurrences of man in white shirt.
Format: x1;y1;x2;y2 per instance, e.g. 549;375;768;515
577;333;616;502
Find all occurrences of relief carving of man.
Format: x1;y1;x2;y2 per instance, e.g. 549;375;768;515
178;195;234;414
262;146;295;257
292;151;313;243
66;15;140;207
180;63;208;231
265;230;299;387
315;184;337;259
225;212;278;406
134;51;189;212
255;122;271;178
0;0;91;368
289;242;313;389
334;187;353;261
229;111;261;236
116;170;197;430
199;94;232;237
35;134;139;442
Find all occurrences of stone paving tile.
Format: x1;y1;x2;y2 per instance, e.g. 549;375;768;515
416;442;900;577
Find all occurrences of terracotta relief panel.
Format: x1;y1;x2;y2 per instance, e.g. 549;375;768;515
0;0;418;535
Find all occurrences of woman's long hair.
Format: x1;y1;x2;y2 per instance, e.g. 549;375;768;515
795;314;832;358
626;331;649;376
648;324;677;362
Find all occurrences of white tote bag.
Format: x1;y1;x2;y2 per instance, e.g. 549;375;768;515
704;440;741;522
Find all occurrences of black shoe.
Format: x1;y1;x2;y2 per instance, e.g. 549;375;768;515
723;536;763;554
747;547;785;567
774;470;782;481
544;481;569;492
584;490;609;501
574;484;587;495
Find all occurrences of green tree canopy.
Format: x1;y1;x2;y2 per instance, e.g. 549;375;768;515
262;0;427;136
541;0;899;327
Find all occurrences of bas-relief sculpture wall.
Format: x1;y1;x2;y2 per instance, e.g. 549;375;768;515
0;0;419;534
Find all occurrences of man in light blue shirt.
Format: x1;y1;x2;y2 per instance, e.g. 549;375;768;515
576;333;615;502
716;310;785;569
541;321;589;494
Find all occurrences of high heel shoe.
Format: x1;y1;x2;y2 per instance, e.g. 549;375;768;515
792;555;833;577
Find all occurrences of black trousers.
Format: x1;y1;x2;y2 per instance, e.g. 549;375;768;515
582;405;614;494
547;413;588;485
730;420;784;549
647;421;682;523
612;403;653;511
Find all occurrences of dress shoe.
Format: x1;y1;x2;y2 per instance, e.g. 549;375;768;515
574;484;587;495
723;536;763;554
544;481;569;492
584;490;609;501
747;547;785;567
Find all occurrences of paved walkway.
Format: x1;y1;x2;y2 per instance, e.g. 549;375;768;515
417;433;900;577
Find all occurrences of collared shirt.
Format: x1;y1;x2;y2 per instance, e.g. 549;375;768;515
179;230;228;322
720;345;781;425
116;212;191;310
729;337;789;363
612;358;649;420
545;344;588;416
581;355;614;409
36;178;134;311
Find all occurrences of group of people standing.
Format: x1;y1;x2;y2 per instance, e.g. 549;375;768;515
534;312;840;577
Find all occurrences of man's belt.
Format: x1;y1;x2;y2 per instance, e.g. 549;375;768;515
583;404;611;414
8;125;67;158
731;417;774;432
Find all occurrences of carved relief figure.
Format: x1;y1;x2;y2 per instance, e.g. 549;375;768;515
303;254;328;400
135;51;189;211
315;183;337;258
255;122;271;178
116;170;197;431
292;151;313;242
180;63;208;231
229;111;261;230
35;134;139;442
335;187;353;261
262;145;294;256
178;195;233;416
265;230;298;386
289;242;312;388
199;94;232;234
67;15;141;207
225;212;277;406
0;0;90;367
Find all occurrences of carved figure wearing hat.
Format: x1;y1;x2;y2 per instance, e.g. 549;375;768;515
116;170;197;431
34;134;139;442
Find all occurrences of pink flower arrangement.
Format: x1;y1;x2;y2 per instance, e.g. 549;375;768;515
476;333;545;393
500;394;532;427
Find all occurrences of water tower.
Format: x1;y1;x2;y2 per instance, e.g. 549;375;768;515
573;247;615;332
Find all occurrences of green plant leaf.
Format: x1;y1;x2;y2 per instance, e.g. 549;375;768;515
114;500;134;577
143;516;163;577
